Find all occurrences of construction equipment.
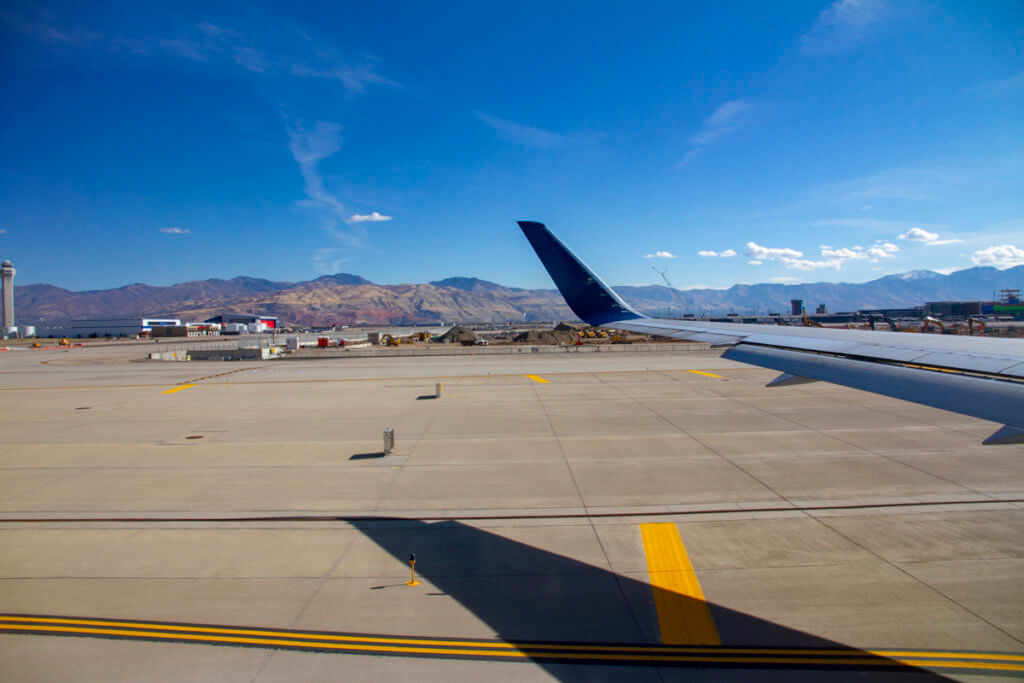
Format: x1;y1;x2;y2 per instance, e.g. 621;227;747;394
867;315;898;331
923;316;945;333
381;334;401;347
59;338;70;346
802;310;823;328
968;318;986;335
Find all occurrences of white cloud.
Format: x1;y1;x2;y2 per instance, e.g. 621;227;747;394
866;242;899;258
697;249;737;258
971;245;1024;269
770;276;801;283
967;71;1024;98
476;112;572;148
644;251;677;259
292;63;397;92
346;211;392;224
0;228;6;234
820;247;862;260
5;12;396;94
286;120;367;259
287;121;345;220
899;227;937;242
801;0;893;56
747;259;763;265
898;227;962;245
747;240;898;271
783;258;839;271
1;9;102;46
690;100;755;146
745;242;802;260
677;99;756;168
159;227;190;235
933;266;964;275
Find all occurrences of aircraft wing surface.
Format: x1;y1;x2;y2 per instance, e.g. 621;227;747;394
518;221;1024;445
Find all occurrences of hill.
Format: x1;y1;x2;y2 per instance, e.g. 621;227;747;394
13;266;1023;326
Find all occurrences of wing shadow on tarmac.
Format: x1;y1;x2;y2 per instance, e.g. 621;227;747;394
350;519;947;681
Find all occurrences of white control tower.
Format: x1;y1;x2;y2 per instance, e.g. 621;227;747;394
2;260;15;337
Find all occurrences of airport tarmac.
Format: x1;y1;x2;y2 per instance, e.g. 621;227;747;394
1;343;1022;680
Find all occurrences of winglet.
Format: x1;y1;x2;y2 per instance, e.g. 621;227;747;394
518;221;643;326
982;424;1024;446
765;373;819;388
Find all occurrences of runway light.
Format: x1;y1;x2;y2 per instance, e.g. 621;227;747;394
406;553;420;587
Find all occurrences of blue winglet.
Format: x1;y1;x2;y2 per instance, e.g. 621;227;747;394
518;221;644;326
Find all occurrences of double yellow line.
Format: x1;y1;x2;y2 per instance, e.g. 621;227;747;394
1;615;1021;672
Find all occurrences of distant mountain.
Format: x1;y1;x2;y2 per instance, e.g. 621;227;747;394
13;266;1023;326
429;277;520;292
616;266;1023;314
311;273;374;286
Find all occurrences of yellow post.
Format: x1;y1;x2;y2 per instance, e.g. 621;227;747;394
405;553;420;587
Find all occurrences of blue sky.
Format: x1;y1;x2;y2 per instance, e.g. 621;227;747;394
1;0;1022;291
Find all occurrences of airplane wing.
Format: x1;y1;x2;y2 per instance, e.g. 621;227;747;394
518;221;1024;445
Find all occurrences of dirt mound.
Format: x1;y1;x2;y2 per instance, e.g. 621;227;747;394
438;325;479;344
513;328;579;345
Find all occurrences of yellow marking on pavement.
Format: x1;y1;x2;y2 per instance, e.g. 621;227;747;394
1;616;1022;672
526;374;550;384
161;384;196;395
641;522;721;645
0;369;717;392
688;370;723;379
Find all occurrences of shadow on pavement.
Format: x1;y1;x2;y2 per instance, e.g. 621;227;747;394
349;452;387;460
350;519;948;681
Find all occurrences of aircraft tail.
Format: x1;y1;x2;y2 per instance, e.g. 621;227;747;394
517;221;643;326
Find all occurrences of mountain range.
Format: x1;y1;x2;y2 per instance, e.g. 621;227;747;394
13;266;1023;326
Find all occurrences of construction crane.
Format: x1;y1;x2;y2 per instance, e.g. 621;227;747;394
652;267;690;318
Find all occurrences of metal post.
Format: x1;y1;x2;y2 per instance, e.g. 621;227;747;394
435;381;443;398
383;427;395;456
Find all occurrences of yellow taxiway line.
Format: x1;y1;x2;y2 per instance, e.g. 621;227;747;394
1;615;1022;672
160;384;196;395
640;522;721;645
688;370;723;379
526;374;550;384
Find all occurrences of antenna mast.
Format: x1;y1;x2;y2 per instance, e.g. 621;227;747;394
652;267;689;318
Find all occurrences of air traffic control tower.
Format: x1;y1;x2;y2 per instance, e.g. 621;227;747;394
2;260;15;337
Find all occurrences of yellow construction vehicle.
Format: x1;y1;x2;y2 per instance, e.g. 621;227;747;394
802;310;823;328
381;334;401;347
923;316;945;333
59;338;70;346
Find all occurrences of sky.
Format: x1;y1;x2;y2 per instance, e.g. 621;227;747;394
1;0;1022;291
